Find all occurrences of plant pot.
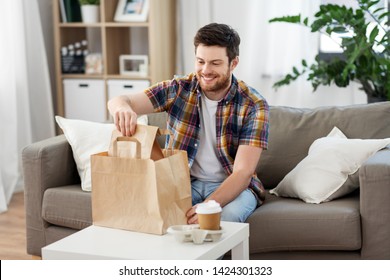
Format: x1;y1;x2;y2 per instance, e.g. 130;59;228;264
81;5;100;23
367;95;388;103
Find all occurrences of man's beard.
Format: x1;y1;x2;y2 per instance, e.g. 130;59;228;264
196;69;231;95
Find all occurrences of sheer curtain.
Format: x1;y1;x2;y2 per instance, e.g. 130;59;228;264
0;0;55;213
177;0;366;107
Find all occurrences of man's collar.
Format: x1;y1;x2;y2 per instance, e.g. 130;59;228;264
224;74;237;104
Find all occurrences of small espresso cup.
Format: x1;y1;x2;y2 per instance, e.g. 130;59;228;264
195;200;222;230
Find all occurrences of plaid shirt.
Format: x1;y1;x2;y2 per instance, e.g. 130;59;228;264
144;73;269;206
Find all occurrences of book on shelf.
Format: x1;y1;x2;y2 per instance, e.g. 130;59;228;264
59;0;67;22
61;0;81;23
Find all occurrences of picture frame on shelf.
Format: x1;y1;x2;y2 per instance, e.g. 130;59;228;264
114;0;149;22
119;55;148;77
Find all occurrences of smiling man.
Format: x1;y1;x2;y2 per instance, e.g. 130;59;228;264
108;23;270;224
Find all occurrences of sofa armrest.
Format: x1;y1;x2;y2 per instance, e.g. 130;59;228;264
22;134;79;256
360;146;390;259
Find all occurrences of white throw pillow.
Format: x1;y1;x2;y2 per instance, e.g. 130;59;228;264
269;127;390;204
55;115;148;191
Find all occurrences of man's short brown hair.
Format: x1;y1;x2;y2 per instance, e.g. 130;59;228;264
194;23;240;63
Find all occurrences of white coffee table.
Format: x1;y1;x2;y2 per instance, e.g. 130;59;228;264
42;221;249;260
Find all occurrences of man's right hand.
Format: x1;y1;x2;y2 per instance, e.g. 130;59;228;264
113;108;138;136
107;92;155;136
108;94;138;136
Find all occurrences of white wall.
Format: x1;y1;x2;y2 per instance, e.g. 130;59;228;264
37;0;56;112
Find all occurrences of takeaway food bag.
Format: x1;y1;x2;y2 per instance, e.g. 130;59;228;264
91;125;192;235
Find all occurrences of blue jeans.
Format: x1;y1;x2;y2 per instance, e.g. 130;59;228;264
191;179;257;223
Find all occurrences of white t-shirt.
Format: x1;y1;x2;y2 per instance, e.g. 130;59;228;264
190;94;227;182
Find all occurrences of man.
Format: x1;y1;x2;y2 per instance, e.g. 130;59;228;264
108;23;269;224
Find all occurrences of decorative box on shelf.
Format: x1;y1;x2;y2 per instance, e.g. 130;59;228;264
63;79;106;122
61;54;85;74
107;79;150;100
61;40;88;74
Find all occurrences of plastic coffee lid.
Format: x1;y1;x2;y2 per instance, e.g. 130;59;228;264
195;200;222;214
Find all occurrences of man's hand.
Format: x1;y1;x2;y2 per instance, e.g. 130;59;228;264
107;92;155;136
186;205;199;224
113;108;138;136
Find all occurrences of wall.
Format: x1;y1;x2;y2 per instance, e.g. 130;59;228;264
37;0;56;113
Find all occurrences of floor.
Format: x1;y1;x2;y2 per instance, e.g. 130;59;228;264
0;192;30;260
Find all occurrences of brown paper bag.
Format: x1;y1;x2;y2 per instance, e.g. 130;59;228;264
91;125;192;235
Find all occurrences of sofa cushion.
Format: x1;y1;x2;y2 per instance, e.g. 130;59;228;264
55;116;116;192
247;192;361;253
270;127;390;203
257;102;390;188
42;185;92;230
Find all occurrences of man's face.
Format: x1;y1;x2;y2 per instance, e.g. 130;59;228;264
195;44;238;100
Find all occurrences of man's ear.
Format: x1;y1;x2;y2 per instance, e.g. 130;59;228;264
231;56;239;70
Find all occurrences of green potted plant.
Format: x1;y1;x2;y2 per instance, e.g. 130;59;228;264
79;0;100;23
269;0;389;102
79;0;100;5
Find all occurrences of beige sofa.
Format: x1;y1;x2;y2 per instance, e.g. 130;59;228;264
22;103;390;259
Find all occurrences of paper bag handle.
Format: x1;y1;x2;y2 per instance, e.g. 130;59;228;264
112;136;141;159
